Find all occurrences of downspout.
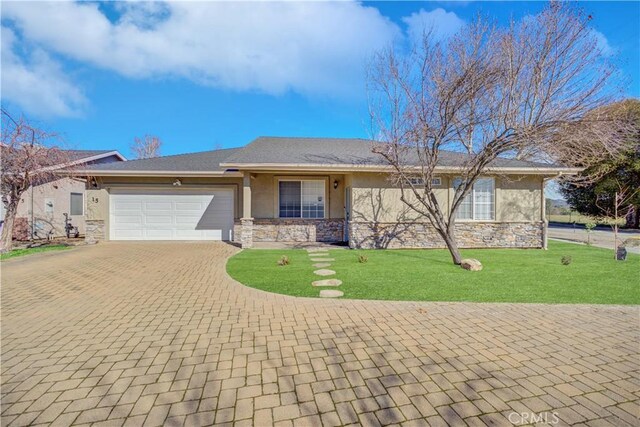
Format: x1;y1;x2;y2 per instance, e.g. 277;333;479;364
542;173;563;250
30;186;34;240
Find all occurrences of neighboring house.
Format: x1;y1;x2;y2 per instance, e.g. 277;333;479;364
80;137;577;249
11;150;125;240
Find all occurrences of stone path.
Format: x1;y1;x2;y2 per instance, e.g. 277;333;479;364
307;248;343;298
1;242;638;426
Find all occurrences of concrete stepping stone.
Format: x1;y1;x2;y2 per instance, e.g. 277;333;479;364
312;279;342;287
319;290;344;298
307;248;329;253
314;269;336;276
308;252;330;257
310;258;335;262
312;263;331;268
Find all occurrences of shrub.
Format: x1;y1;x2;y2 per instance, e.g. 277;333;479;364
561;255;572;265
277;255;290;266
585;222;596;246
358;254;368;264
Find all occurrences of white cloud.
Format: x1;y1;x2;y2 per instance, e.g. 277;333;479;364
591;30;615;57
1;0;401;112
402;8;465;43
1;27;87;118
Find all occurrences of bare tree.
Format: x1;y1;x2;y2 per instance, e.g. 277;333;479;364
595;184;639;258
1;110;69;252
368;3;628;265
130;135;162;159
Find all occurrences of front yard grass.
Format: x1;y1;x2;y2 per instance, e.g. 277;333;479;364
0;245;71;260
226;241;639;304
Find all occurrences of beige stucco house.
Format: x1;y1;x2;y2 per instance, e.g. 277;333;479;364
80;137;577;249
9;150;125;240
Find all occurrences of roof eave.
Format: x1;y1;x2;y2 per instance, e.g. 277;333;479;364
72;170;244;178
220;162;583;175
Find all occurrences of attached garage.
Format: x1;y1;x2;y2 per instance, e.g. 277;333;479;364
109;189;234;241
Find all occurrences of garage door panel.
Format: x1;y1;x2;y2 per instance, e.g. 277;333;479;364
110;189;234;241
175;202;205;210
114;215;142;225
113;229;144;239
145;230;174;239
144;216;173;225
145;202;173;210
175;216;202;224
113;201;143;210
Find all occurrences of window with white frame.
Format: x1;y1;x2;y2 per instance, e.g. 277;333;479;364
453;177;495;220
70;192;83;215
278;180;325;219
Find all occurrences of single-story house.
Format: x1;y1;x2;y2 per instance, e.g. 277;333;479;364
80;137;577;249
8;149;125;240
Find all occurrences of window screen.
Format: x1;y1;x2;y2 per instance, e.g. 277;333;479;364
301;181;324;218
278;181;301;218
70;192;83;215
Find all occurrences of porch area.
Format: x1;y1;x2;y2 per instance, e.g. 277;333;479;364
236;172;350;248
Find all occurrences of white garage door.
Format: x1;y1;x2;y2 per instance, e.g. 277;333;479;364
109;189;234;241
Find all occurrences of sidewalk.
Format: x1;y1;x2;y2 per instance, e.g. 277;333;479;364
548;224;640;254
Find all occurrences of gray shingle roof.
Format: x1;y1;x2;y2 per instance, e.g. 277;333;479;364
85;137;563;173
222;136;557;169
85;147;242;172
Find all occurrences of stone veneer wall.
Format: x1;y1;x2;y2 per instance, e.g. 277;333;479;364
85;220;106;244
234;219;344;243
349;221;543;249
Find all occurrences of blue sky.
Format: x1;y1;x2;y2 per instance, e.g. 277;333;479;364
2;1;639;160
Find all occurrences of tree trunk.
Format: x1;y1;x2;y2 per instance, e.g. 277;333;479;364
1;202;18;253
441;229;463;265
625;206;640;229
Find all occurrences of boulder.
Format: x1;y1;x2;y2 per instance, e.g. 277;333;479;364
460;258;483;271
616;246;627;261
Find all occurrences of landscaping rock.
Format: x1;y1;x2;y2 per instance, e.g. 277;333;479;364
319;290;344;298
312;279;342;287
616;246;627;261
460;258;483;271
310;258;335;262
314;269;336;276
312;263;331;268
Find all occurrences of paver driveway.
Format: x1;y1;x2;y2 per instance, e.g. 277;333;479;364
1;242;638;427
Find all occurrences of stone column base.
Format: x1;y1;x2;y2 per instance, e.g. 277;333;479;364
85;220;105;244
240;218;254;249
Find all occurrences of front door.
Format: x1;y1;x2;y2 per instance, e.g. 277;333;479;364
344;186;351;242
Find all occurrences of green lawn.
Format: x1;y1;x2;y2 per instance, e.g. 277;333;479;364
0;245;71;260
226;241;639;304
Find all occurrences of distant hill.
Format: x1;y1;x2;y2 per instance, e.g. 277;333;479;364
548;198;569;209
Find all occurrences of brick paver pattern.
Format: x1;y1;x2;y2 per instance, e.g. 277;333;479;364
1;242;638;426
